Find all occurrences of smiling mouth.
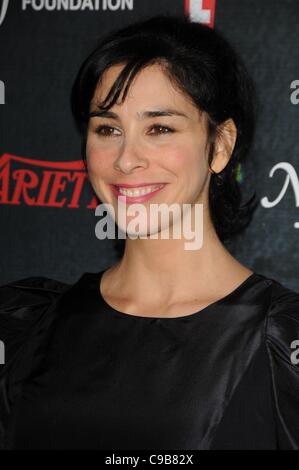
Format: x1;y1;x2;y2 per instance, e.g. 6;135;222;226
111;183;167;201
114;183;165;197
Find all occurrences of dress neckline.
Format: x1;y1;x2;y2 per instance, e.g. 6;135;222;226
93;270;265;321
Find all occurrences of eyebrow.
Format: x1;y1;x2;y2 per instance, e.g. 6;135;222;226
88;107;189;120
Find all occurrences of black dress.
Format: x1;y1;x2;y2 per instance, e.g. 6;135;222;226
0;270;299;450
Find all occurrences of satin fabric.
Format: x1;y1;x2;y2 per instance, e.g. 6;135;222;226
0;271;298;449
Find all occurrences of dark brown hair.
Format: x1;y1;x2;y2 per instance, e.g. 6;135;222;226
71;14;258;245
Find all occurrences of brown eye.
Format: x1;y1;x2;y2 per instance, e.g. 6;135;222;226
95;126;121;137
149;125;175;135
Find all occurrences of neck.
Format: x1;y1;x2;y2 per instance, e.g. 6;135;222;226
110;205;246;304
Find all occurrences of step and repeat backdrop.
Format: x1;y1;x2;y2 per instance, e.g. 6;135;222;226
0;0;298;290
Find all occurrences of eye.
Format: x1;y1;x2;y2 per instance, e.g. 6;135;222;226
94;125;121;137
93;124;175;137
148;124;175;135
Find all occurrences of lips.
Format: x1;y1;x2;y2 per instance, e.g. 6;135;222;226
110;183;167;203
113;182;165;188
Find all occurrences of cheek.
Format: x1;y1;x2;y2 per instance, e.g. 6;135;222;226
86;139;114;181
161;140;208;177
162;140;209;202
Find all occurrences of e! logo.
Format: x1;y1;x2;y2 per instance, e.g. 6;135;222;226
185;0;216;28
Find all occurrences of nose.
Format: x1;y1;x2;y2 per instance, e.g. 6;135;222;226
113;139;148;174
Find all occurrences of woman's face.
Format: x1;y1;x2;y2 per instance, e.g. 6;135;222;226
86;63;212;236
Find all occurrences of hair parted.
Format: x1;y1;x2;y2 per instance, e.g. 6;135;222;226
71;14;258;245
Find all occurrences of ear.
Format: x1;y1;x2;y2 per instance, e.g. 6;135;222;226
209;118;237;173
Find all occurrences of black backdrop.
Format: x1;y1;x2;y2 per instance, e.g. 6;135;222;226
0;0;299;291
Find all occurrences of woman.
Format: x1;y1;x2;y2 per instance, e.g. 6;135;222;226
0;15;299;450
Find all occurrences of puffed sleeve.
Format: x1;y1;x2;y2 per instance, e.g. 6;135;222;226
0;276;69;450
0;276;69;366
265;280;299;450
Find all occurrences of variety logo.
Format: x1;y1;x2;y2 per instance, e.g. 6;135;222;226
0;0;9;26
0;153;99;208
185;0;216;28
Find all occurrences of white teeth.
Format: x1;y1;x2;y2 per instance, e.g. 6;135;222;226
117;184;164;197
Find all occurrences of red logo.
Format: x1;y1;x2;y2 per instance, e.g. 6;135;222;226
0;153;99;208
185;0;216;28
